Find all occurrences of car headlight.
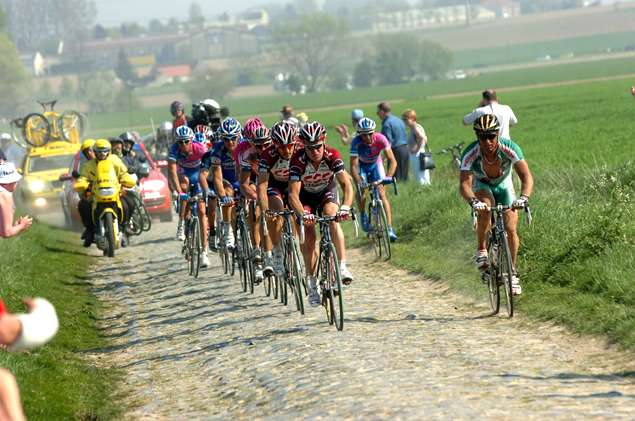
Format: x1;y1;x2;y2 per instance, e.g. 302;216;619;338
99;187;116;197
142;179;166;191
30;180;47;191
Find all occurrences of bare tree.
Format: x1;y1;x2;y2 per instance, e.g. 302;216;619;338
268;12;350;93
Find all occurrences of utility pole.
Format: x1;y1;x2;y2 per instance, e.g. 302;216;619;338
465;0;471;28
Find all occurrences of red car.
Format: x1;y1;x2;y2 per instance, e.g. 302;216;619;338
59;142;173;231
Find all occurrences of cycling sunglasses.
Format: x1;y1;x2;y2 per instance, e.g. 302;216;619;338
305;142;324;151
254;141;272;149
477;133;498;141
360;132;374;137
277;143;296;150
177;139;191;144
222;135;239;142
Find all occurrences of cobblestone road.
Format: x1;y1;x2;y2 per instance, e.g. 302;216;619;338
90;220;635;420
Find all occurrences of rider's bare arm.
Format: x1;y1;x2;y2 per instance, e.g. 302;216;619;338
335;171;354;208
288;180;304;217
513;159;534;198
211;166;225;197
238;170;255;200
257;172;270;212
349;156;363;185
199;168;210;191
383;148;398;178
459;170;476;203
167;160;180;193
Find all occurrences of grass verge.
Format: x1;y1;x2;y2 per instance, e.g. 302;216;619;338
0;220;124;420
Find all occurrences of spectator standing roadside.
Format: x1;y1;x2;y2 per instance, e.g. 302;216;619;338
377;102;409;181
0;148;6;163
334;109;363;146
280;105;294;121
171;101;192;131
220;107;230;121
462;89;517;139
0;134;24;169
402;109;431;185
0;162;32;238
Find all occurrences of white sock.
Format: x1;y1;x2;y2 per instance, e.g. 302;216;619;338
264;250;272;258
310;275;318;289
272;243;283;256
339;259;346;270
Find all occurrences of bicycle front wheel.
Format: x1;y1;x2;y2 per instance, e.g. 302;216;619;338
22;113;51;147
377;200;392;260
229;247;236;276
190;218;200;278
289;237;305;315
499;231;514;318
263;274;272;297
325;243;344;331
486;235;500;314
272;275;279;300
369;202;381;258
60;109;90;142
221;248;229;274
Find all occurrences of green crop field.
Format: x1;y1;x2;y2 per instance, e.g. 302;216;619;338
454;30;635;69
75;54;635;141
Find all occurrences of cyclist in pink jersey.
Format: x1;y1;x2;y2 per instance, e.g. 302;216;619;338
349;118;398;240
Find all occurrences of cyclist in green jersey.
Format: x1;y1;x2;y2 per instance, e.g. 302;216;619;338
459;114;534;295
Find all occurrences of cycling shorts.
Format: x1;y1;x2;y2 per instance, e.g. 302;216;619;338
472;175;516;206
179;169;201;196
267;179;289;203
300;181;340;214
357;161;385;183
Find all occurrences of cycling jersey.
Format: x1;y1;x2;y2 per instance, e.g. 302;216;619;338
349;132;391;164
202;141;237;183
168;142;205;173
289;145;346;193
460;137;524;186
234;141;259;175
259;144;304;183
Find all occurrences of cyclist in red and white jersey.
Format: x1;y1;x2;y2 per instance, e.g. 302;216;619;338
288;122;354;307
258;121;303;276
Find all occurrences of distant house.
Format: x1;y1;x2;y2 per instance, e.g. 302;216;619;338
479;0;521;18
155;64;193;84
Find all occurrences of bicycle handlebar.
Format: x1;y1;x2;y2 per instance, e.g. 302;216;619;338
471;203;532;228
358;178;398;201
437;141;465;155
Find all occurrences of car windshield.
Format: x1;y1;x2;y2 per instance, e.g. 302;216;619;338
28;153;75;173
133;145;153;170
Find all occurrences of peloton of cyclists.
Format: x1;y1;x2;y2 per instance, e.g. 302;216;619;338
460;114;533;296
349;117;398;241
168;125;210;267
288;122;355;307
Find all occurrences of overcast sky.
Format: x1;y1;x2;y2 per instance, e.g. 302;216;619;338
92;0;322;26
93;0;623;26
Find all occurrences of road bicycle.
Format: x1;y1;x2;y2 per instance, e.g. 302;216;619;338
181;185;203;278
215;196;236;277
359;178;397;260
436;142;465;172
235;198;257;294
10;100;89;148
263;209;305;314
473;203;532;317
299;211;358;331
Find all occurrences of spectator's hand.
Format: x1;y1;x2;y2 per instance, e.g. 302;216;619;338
410;147;418;154
334;125;344;134
14;216;32;232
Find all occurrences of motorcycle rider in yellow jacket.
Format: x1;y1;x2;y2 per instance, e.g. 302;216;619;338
75;139;135;247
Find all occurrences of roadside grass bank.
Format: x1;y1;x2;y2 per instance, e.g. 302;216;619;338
0;221;124;420
345;163;635;350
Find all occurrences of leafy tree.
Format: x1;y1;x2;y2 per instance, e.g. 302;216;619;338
184;69;234;103
94;24;107;39
0;3;8;34
119;22;145;37
353;59;373;87
420;39;453;79
373;33;420;85
189;2;205;29
268;12;351;92
148;19;166;34
36;80;54;99
82;72;116;114
0;33;30;118
115;48;136;82
59;76;75;98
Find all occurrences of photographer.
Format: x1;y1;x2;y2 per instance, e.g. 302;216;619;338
188;99;222;133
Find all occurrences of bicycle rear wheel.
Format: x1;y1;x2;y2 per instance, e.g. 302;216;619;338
60;109;90;142
22;113;51;147
325;243;344;330
190;218;200;278
289;237;305;315
369;202;381;258
377;200;392;260
486;236;500;314
221;248;229;274
499;231;514;318
279;275;288;305
229;247;236;276
263;274;272;297
272;276;279;300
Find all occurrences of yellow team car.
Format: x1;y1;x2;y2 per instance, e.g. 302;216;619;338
15;141;80;213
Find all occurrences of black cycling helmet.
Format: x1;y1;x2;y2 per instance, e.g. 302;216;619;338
473;114;500;132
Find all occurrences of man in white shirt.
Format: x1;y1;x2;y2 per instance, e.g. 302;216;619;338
462;90;517;139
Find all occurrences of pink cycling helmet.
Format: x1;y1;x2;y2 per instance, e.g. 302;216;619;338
243;118;264;141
